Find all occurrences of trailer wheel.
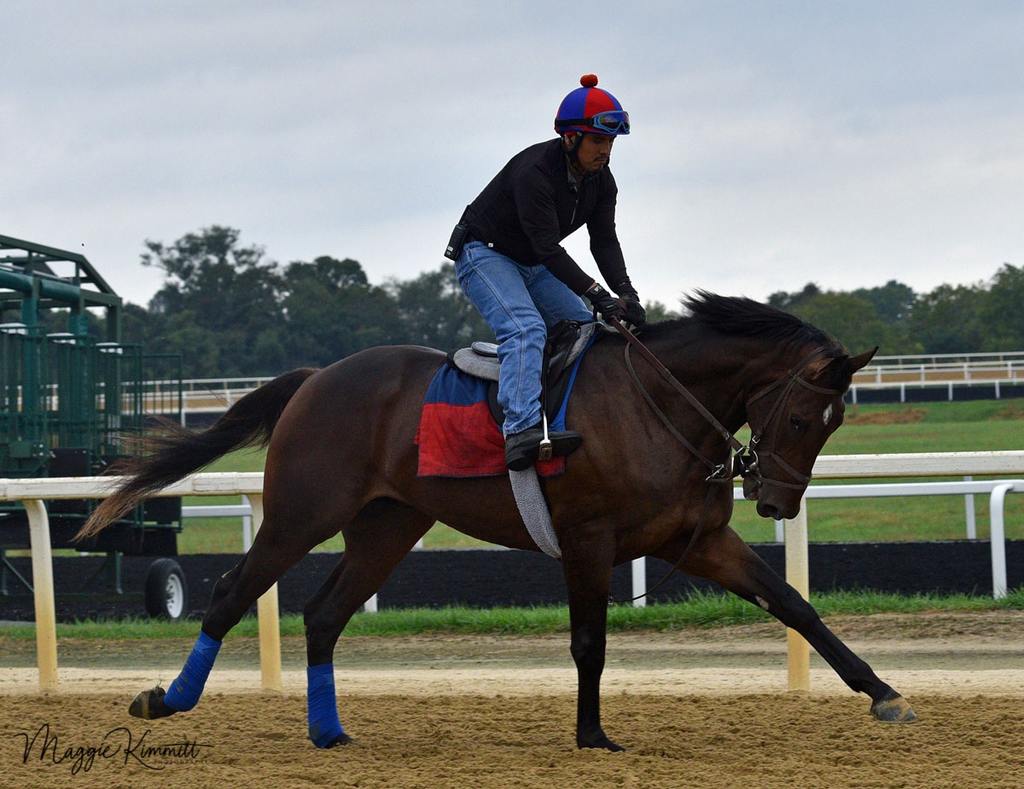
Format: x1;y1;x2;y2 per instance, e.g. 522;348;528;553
145;559;188;620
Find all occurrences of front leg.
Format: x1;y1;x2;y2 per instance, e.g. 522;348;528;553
561;530;623;751
668;525;917;723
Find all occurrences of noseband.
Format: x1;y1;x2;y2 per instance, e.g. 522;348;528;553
734;353;843;496
617;321;841;493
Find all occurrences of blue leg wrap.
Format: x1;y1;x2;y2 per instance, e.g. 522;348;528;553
307;663;345;747
164;631;222;712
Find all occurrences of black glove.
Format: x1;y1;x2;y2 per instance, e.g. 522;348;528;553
583;282;624;322
618;294;643;325
619;291;646;328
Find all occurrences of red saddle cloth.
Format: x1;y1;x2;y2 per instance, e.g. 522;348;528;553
415;364;565;478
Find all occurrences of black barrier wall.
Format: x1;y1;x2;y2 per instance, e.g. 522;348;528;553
1;541;1021;622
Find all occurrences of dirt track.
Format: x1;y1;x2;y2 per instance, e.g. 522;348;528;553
1;612;1022;788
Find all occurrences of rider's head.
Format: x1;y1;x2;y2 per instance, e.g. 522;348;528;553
554;74;629;174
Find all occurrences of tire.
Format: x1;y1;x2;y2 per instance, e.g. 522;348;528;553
145;558;189;620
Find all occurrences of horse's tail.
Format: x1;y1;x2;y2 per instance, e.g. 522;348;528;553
75;367;318;541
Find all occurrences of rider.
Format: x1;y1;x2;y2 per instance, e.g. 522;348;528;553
449;74;646;471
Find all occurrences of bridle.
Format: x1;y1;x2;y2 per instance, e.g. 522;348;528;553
608;317;844;604
736;355;843;496
615;318;843;494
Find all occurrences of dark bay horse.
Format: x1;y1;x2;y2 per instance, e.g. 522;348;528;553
77;293;916;751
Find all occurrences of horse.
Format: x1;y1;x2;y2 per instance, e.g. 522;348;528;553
76;292;917;752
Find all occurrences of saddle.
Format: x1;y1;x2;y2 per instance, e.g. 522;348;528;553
449;320;603;425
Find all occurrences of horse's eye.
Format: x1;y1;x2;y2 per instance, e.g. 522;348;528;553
789;415;806;431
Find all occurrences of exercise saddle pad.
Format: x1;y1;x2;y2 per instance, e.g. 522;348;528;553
415;330;598;478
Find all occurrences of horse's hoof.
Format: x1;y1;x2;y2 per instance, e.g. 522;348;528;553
320;733;354;748
871;693;918;723
577;733;626;752
129;686;176;720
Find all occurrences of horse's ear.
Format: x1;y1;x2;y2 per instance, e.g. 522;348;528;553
848;347;878;373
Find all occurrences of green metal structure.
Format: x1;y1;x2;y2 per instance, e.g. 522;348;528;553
0;234;183;566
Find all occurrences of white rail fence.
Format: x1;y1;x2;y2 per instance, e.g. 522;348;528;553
167;351;1024;396
171;377;1022;418
847;379;1022;404
168;356;1024;418
2;451;1022;694
870;350;1024;366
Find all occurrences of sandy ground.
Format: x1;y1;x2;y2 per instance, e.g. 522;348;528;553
1;611;1022;787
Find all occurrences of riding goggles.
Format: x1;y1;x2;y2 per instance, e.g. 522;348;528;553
557;110;630;135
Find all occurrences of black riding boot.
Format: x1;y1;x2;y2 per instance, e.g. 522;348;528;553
504;422;583;471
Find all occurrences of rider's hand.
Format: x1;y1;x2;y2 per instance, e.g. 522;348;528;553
619;292;646;329
584;282;624;322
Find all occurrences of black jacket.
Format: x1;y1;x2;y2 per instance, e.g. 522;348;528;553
462;139;630;296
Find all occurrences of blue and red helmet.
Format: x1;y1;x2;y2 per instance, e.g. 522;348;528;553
554;74;630;136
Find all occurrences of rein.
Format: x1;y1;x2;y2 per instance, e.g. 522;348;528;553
606;317;842;604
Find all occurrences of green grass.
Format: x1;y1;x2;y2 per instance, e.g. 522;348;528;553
1;589;1021;640
173;398;1024;552
844;399;1024;425
727;399;1024;543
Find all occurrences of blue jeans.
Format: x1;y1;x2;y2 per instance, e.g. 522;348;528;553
455;241;593;435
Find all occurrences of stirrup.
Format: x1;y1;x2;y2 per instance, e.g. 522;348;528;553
538;413;553;461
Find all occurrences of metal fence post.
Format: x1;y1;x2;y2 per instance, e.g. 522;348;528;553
248;494;282;691
784;496;810;692
25;499;58;691
631;557;646;608
241;494;253;551
963;476;976;540
988;484;1013;600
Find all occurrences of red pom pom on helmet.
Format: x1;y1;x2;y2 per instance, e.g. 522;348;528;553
580;74;599;88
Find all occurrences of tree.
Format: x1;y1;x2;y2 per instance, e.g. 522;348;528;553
767;283;821;311
388;263;493;351
910;284;986;354
852;280;916;325
140;226;286;376
978;264;1024;351
643;300;680;323
770;282;921;354
281;256;402;367
128;224;1019;378
143;226;282;331
784;292;900;353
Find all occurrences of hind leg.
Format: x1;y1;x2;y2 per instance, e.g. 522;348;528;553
130;506;345;721
302;499;432;747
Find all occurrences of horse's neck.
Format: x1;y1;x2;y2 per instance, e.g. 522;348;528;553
642;332;787;434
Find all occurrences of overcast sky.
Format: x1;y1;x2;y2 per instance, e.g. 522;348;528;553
3;1;1022;309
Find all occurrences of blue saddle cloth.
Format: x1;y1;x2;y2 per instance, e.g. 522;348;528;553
415;333;597;478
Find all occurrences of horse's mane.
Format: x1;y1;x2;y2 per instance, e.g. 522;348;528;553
644;291;846;358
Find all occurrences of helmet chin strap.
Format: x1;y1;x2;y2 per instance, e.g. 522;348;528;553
562;132;583;165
